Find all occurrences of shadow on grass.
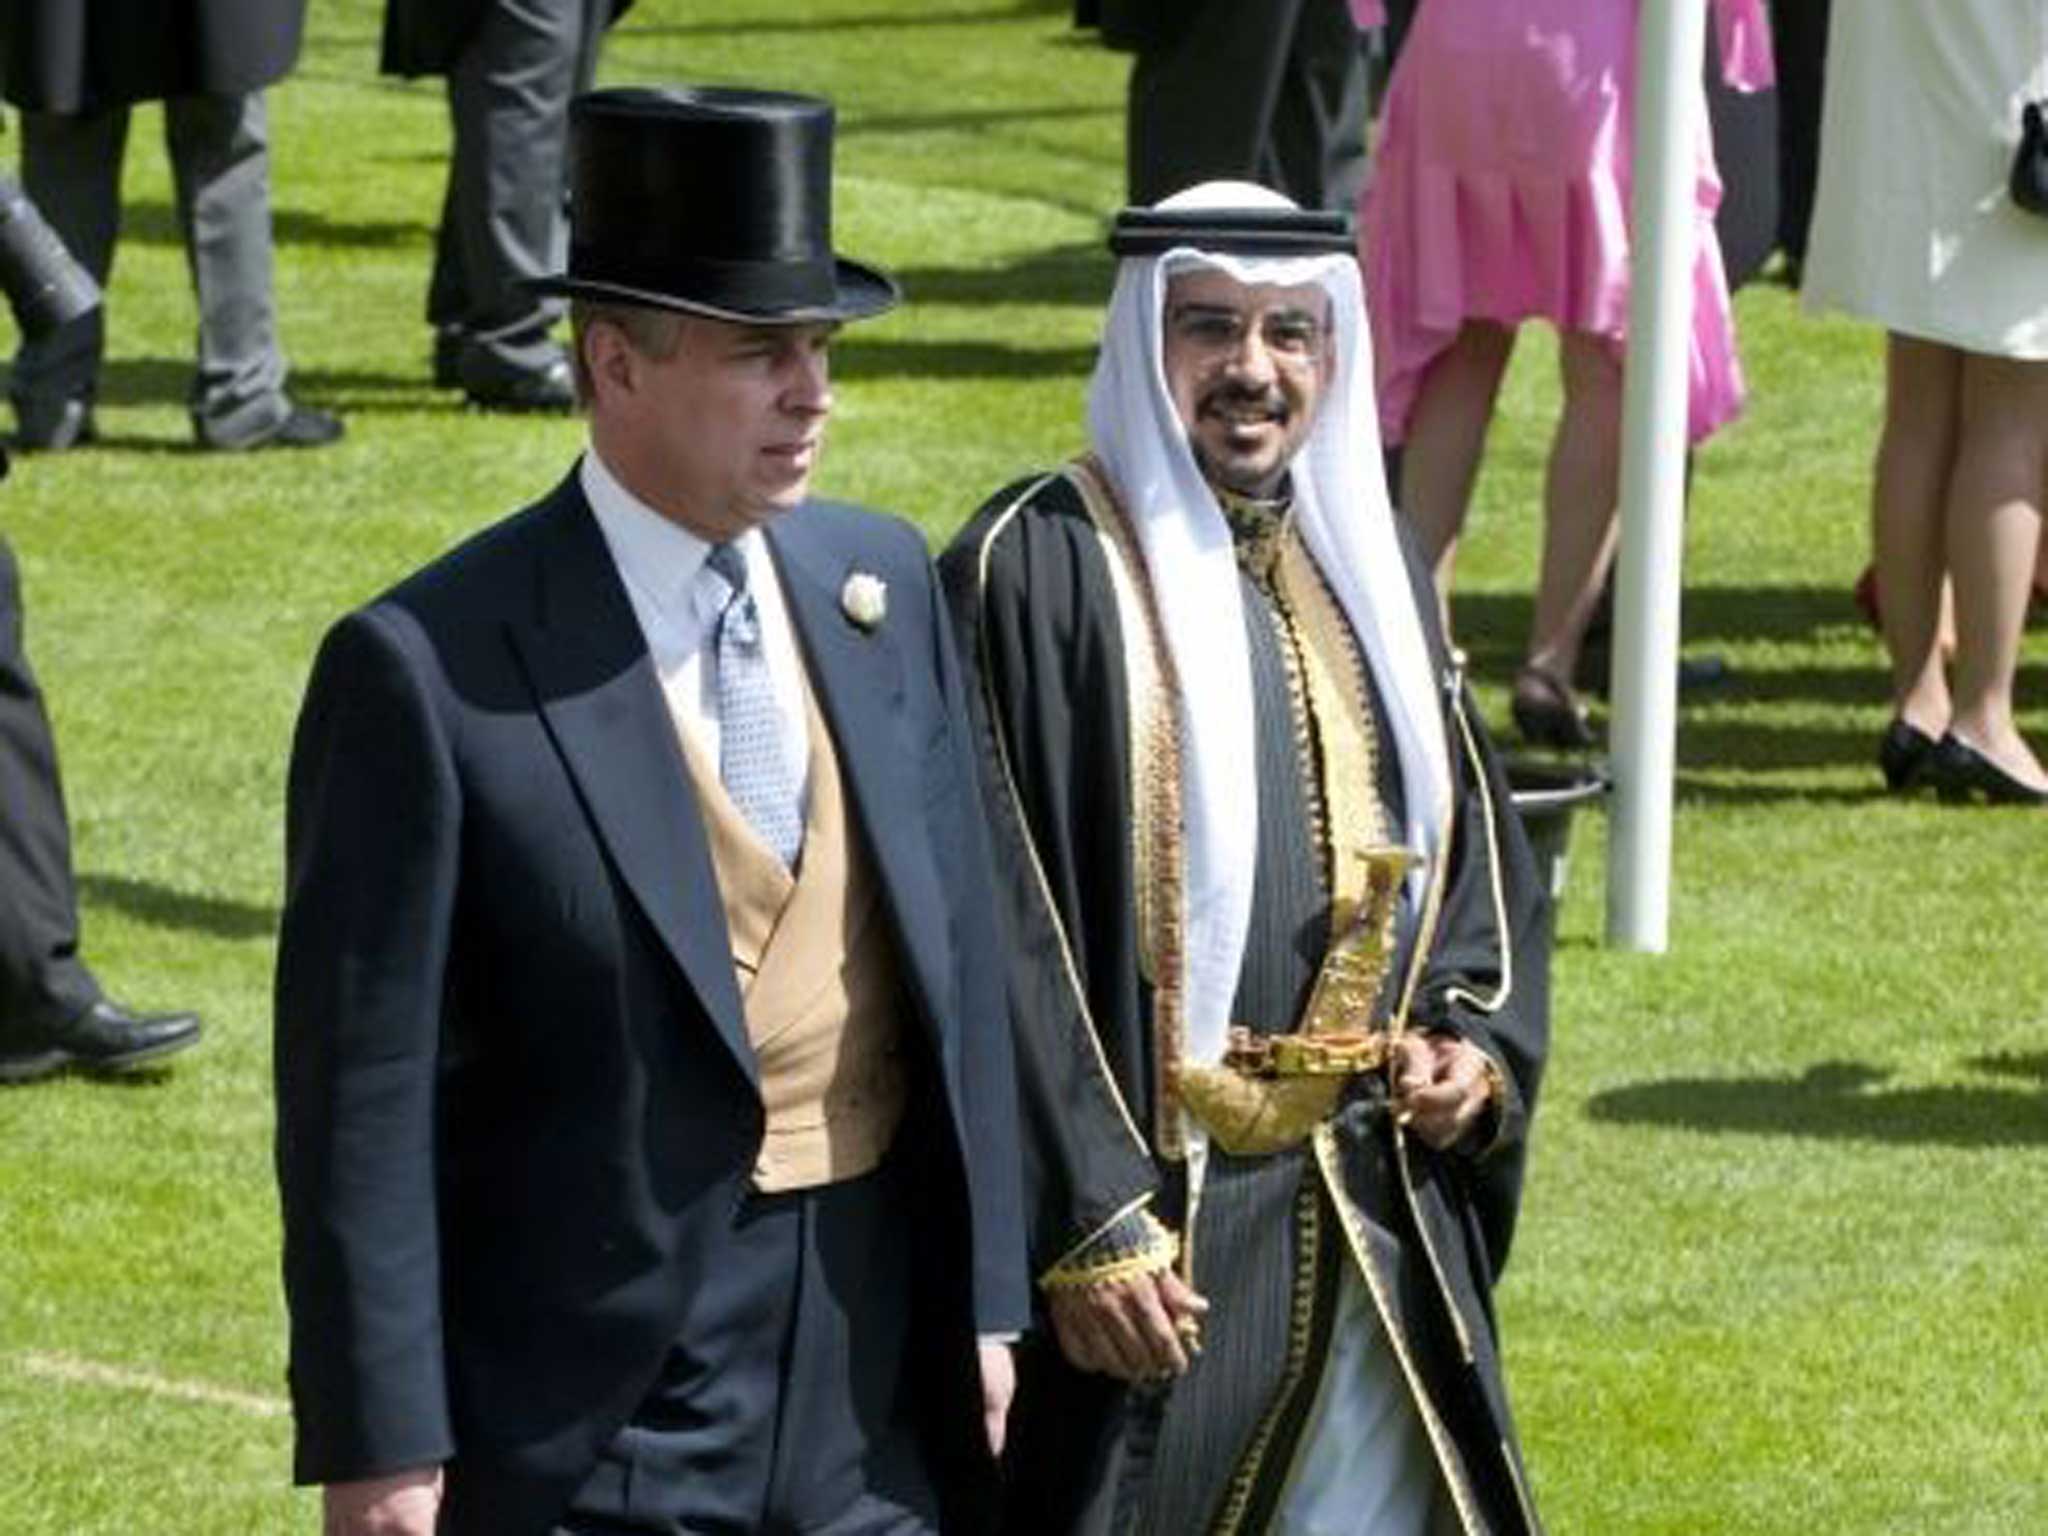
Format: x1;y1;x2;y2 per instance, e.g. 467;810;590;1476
121;201;429;252
64;359;432;417
842;102;1120;139
1452;585;1862;667
0;1061;189;1091
1445;584;1972;798
621;1;1065;39
78;874;277;941
895;242;1112;309
833;336;1096;380
1585;1059;2048;1148
1968;1050;2048;1084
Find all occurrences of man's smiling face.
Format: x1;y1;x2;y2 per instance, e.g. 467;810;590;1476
1161;267;1333;499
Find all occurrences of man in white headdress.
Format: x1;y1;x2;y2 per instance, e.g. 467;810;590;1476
939;183;1548;1534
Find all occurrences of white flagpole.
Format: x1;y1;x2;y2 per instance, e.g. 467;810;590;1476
1606;0;1709;952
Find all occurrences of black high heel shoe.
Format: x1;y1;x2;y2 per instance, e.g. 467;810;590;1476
1877;719;1938;794
1925;733;2048;806
1511;665;1596;751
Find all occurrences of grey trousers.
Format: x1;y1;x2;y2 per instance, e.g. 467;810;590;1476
12;91;292;448
1126;0;1369;214
427;0;607;392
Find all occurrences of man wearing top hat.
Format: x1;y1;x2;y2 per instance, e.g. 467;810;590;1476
274;87;1027;1536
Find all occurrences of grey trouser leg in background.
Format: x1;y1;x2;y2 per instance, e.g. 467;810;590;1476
12;93;290;447
428;0;607;392
1126;0;1368;214
168;92;291;446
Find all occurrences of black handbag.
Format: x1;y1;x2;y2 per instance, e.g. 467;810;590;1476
2011;99;2048;218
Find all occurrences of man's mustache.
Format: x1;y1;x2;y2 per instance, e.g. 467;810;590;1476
1199;383;1289;419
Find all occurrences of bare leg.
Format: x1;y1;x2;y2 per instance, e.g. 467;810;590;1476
1871;333;1960;736
1396;320;1516;600
1523;331;1624;684
1943;351;2048;790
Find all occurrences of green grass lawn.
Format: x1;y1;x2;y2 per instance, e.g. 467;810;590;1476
1;1;2043;1530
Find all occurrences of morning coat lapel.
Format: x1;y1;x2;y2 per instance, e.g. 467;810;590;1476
769;511;955;1043
505;476;756;1088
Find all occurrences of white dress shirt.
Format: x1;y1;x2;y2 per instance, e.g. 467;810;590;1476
581;448;811;818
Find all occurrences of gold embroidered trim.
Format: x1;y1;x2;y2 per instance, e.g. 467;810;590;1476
969;481;1150;1161
1440;688;1514;1018
1273;534;1395;926
1065;455;1191;1163
1312;1125;1487;1536
1039;1190;1160;1286
1078;477;1165;988
1209;1174;1324;1536
1039;1210;1181;1291
1379;672;1479;1366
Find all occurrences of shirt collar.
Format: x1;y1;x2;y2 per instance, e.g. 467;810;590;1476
581;445;722;622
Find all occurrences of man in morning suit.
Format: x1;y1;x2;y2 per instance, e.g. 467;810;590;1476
275;87;1027;1536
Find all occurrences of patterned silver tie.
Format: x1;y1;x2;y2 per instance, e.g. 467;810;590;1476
704;542;803;866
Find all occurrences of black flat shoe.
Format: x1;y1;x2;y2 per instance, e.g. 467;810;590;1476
1511;665;1596;751
1878;719;1938;794
1926;733;2048;806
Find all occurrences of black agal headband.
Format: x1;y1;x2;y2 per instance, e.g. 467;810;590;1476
1108;206;1356;258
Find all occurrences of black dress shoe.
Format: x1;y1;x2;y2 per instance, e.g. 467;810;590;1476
0;999;202;1084
1878;719;1938;794
465;358;576;415
1926;733;2048;806
13;396;97;453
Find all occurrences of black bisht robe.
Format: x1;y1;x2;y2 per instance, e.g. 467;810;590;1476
939;469;1551;1535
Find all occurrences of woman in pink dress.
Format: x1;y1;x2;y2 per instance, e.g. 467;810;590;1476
1359;0;1771;747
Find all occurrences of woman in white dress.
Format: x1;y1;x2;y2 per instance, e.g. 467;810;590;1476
1804;1;2048;802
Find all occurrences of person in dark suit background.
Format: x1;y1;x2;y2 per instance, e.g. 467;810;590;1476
1;500;201;1080
1770;0;1831;283
381;0;633;412
274;88;1027;1535
1078;0;1371;213
0;0;343;451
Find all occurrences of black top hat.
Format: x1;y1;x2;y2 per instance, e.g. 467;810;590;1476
531;86;898;324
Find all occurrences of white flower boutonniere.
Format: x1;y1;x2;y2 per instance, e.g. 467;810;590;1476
840;571;888;631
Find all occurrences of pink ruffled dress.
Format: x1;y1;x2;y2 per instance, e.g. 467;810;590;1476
1356;0;1772;446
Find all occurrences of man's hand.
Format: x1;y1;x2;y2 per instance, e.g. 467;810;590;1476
978;1339;1017;1458
323;1467;444;1536
1047;1267;1210;1383
1392;1033;1499;1150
